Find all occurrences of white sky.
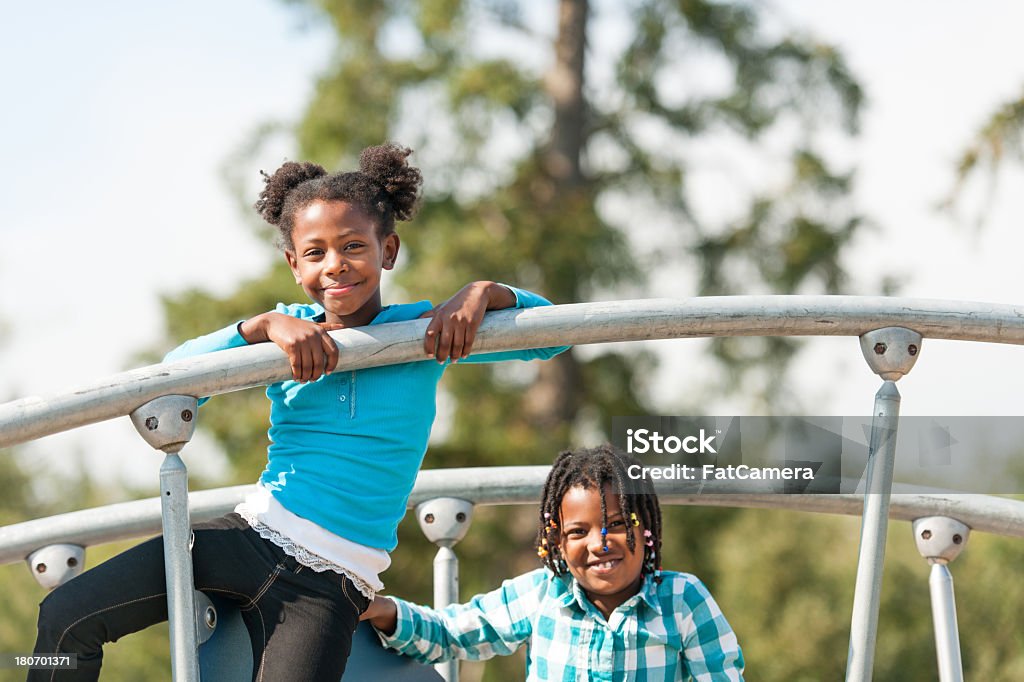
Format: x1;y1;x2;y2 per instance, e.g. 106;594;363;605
2;1;1024;492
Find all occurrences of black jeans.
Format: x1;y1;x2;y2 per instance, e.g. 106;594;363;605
30;513;369;682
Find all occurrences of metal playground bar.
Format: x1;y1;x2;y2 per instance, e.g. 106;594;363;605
3;295;1024;681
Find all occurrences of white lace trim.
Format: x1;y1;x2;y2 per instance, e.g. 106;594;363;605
236;507;376;600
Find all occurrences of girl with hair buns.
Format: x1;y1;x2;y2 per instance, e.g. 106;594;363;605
30;143;567;681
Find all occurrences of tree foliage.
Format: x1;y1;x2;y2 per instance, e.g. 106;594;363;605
943;89;1024;225
0;325;174;680
138;2;1024;680
171;0;868;475
154;0;871;679
3;4;1024;680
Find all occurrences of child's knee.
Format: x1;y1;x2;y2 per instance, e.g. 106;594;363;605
36;583;103;653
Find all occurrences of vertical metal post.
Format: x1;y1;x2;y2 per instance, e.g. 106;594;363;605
928;565;964;682
914;516;969;682
131;396;201;682
847;327;922;682
846;380;900;681
416;497;475;682
160;452;201;682
433;546;459;682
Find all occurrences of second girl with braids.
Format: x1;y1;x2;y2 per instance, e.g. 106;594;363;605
30;143;567;681
362;445;745;681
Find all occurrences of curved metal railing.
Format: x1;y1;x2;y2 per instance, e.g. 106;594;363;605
4;295;1024;448
2;471;1024;567
3;295;1023;682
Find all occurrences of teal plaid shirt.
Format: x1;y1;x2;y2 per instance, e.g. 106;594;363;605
377;568;744;681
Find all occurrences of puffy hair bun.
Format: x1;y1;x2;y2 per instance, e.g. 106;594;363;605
255;161;327;225
359;143;422;221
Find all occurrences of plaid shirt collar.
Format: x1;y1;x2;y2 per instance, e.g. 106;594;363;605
551;571;663;617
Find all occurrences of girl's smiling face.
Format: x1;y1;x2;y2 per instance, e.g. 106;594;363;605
559;483;645;618
285;200;399;327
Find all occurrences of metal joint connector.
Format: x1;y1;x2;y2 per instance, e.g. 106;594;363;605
913;516;970;565
129;395;199;453
416;497;474;548
859;327;923;380
26;544;85;590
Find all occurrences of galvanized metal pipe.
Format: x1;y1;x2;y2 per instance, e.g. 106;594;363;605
5;470;1024;566
929;564;964;682
413;497;473;682
0;485;253;565
5;296;1024;449
160;453;201;682
913;516;969;682
433;546;459;682
846;381;901;681
2;296;1020;680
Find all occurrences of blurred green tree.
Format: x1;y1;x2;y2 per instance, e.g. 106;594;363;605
150;1;885;680
706;507;1024;681
0;311;57;680
943;90;1024;224
0;323;173;681
163;0;867;474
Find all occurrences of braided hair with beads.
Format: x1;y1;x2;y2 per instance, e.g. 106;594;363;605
536;444;664;583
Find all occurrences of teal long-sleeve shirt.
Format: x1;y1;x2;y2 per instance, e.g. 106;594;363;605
164;287;568;550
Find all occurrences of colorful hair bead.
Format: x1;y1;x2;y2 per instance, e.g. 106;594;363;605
630;512;640;526
537;546;549;558
544;512;551;519
643;529;652;538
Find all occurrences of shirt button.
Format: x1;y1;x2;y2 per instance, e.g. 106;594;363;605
339;395;347;402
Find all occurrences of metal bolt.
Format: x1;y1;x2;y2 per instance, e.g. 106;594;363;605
205;606;217;629
145;416;159;431
181;409;193;422
424;513;435;524
456;512;466;523
953;534;962;545
67;557;78;568
908;344;918;356
921;529;932;540
873;343;887;355
36;563;47;574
